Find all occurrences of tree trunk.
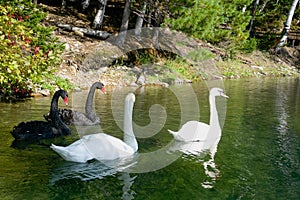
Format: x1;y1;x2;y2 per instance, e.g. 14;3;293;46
276;0;299;52
120;0;131;33
57;23;111;39
116;0;131;47
135;1;147;41
62;0;67;8
92;0;108;29
82;0;90;10
259;0;269;12
248;0;260;37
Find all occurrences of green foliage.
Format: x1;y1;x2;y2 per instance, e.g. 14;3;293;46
238;38;257;53
164;57;201;82
0;0;72;99
165;0;229;43
251;0;300;50
187;48;216;63
255;34;278;50
164;0;256;53
253;0;295;32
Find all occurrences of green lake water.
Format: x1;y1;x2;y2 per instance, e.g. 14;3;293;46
0;78;299;199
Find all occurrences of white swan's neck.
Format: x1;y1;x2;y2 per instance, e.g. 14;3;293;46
209;95;219;128
123;94;138;152
206;93;221;145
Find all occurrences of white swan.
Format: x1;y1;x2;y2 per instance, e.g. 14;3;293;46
168;121;209;142
168;87;228;144
168;88;228;188
50;93;138;163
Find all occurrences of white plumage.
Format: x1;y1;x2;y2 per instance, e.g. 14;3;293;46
51;93;137;163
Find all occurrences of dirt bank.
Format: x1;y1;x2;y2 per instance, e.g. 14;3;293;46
41;3;300;89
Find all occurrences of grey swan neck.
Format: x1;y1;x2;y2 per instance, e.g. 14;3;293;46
85;83;99;117
123;95;138;152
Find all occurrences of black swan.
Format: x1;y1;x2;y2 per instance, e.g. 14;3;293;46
11;90;71;141
44;82;106;126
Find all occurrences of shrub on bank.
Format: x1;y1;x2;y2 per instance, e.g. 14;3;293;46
0;0;72;99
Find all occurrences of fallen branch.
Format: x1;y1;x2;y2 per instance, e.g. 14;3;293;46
57;23;111;39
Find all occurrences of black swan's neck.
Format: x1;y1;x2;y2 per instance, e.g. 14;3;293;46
50;92;69;131
85;83;98;116
49;91;60;117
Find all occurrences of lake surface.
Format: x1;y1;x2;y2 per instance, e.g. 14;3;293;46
0;78;299;199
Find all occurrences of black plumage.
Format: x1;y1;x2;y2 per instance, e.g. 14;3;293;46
44;82;105;126
11;90;71;141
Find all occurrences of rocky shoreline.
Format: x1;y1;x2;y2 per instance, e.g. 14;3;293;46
54;32;299;90
42;4;300;92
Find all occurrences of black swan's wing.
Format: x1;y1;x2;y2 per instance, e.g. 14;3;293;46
11;121;70;141
44;108;100;126
44;83;104;126
44;108;73;125
71;111;100;126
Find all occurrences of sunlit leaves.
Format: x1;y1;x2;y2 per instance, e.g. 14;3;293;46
0;0;71;99
165;0;254;53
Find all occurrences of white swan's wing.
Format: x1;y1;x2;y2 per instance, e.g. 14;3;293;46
51;133;135;163
194;122;210;141
81;133;135;161
169;121;210;142
51;141;94;163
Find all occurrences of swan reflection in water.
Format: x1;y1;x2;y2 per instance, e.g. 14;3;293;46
168;87;229;188
169;140;221;188
50;158;137;200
